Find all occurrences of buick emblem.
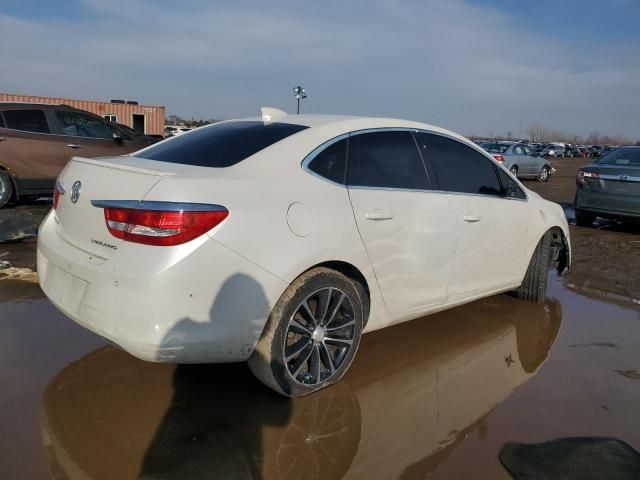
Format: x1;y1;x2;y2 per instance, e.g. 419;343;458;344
620;174;629;180
70;181;82;204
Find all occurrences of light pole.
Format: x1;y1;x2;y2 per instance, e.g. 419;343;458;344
293;85;307;114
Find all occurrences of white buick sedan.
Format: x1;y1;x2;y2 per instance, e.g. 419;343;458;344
38;108;570;397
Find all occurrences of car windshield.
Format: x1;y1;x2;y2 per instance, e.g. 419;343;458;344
138;120;309;167
597;148;640;166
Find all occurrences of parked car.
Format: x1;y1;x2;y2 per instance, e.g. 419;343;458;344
164;125;193;137
38;108;571;397
540;145;560;157
589;146;602;157
566;146;587;158
114;122;164;142
481;142;553;181
574;146;640;226
0;103;156;208
577;147;591;158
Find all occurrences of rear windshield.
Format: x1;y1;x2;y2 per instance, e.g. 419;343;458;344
483;143;509;154
137;121;308;167
597;148;640;167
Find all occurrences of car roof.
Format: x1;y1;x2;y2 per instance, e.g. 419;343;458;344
231;111;472;146
0;102;66;108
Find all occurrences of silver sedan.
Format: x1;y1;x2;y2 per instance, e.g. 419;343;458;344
480;142;553;182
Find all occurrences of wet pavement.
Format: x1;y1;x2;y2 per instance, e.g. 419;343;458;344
1;273;639;479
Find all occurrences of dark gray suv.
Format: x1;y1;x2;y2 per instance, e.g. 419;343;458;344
575;146;640;226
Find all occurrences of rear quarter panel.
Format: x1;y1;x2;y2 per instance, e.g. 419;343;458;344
141;138;391;331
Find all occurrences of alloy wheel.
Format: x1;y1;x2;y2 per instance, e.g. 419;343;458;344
284;287;357;386
539;167;549;181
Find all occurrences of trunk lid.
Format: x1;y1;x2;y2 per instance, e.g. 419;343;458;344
583;165;640;196
55;156;173;259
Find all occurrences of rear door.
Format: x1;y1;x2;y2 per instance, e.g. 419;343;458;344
52;109;133;160
416;132;530;303
513;144;533;175
0;108;68;189
346;130;457;319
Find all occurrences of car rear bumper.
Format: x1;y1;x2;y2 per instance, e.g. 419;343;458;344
37;211;288;363
575;188;640;219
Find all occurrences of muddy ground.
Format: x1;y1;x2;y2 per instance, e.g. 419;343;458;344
522;157;640;303
0;165;639;479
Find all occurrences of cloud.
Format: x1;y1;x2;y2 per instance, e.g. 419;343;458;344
1;0;638;138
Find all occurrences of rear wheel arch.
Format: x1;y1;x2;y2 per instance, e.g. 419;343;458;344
301;260;371;328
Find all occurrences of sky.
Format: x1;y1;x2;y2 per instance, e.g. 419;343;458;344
1;0;639;138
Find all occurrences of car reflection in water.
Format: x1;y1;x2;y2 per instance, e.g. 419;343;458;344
42;294;562;480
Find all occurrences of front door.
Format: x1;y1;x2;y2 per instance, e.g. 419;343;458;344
415;132;530;303
346;130;457;319
53;109;131;160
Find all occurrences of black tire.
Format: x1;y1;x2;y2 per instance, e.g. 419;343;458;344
248;267;365;397
509;165;518;177
537;165;550;182
0;170;12;208
575;208;595;227
513;231;552;302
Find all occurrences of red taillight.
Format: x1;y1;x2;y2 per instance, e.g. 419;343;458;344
103;207;228;246
53;179;63;210
493;155;505;163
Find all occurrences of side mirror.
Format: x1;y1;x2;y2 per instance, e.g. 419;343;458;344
113;131;123;144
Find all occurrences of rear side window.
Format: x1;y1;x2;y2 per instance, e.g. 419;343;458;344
347;131;429;190
138;121;308;167
307;138;347;184
3;109;50;134
416;133;502;196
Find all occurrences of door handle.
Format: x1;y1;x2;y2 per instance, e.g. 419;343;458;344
365;211;394;221
67;144;83;149
463;214;481;223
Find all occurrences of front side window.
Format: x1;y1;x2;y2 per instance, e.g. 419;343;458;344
347;131;429;189
416;133;502;196
139;121;308;167
307;138;347;184
513;145;525;155
3;109;50;134
484;143;508;154
523;145;534;155
56;110;114;139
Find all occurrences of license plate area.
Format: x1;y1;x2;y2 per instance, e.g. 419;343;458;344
43;262;88;315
